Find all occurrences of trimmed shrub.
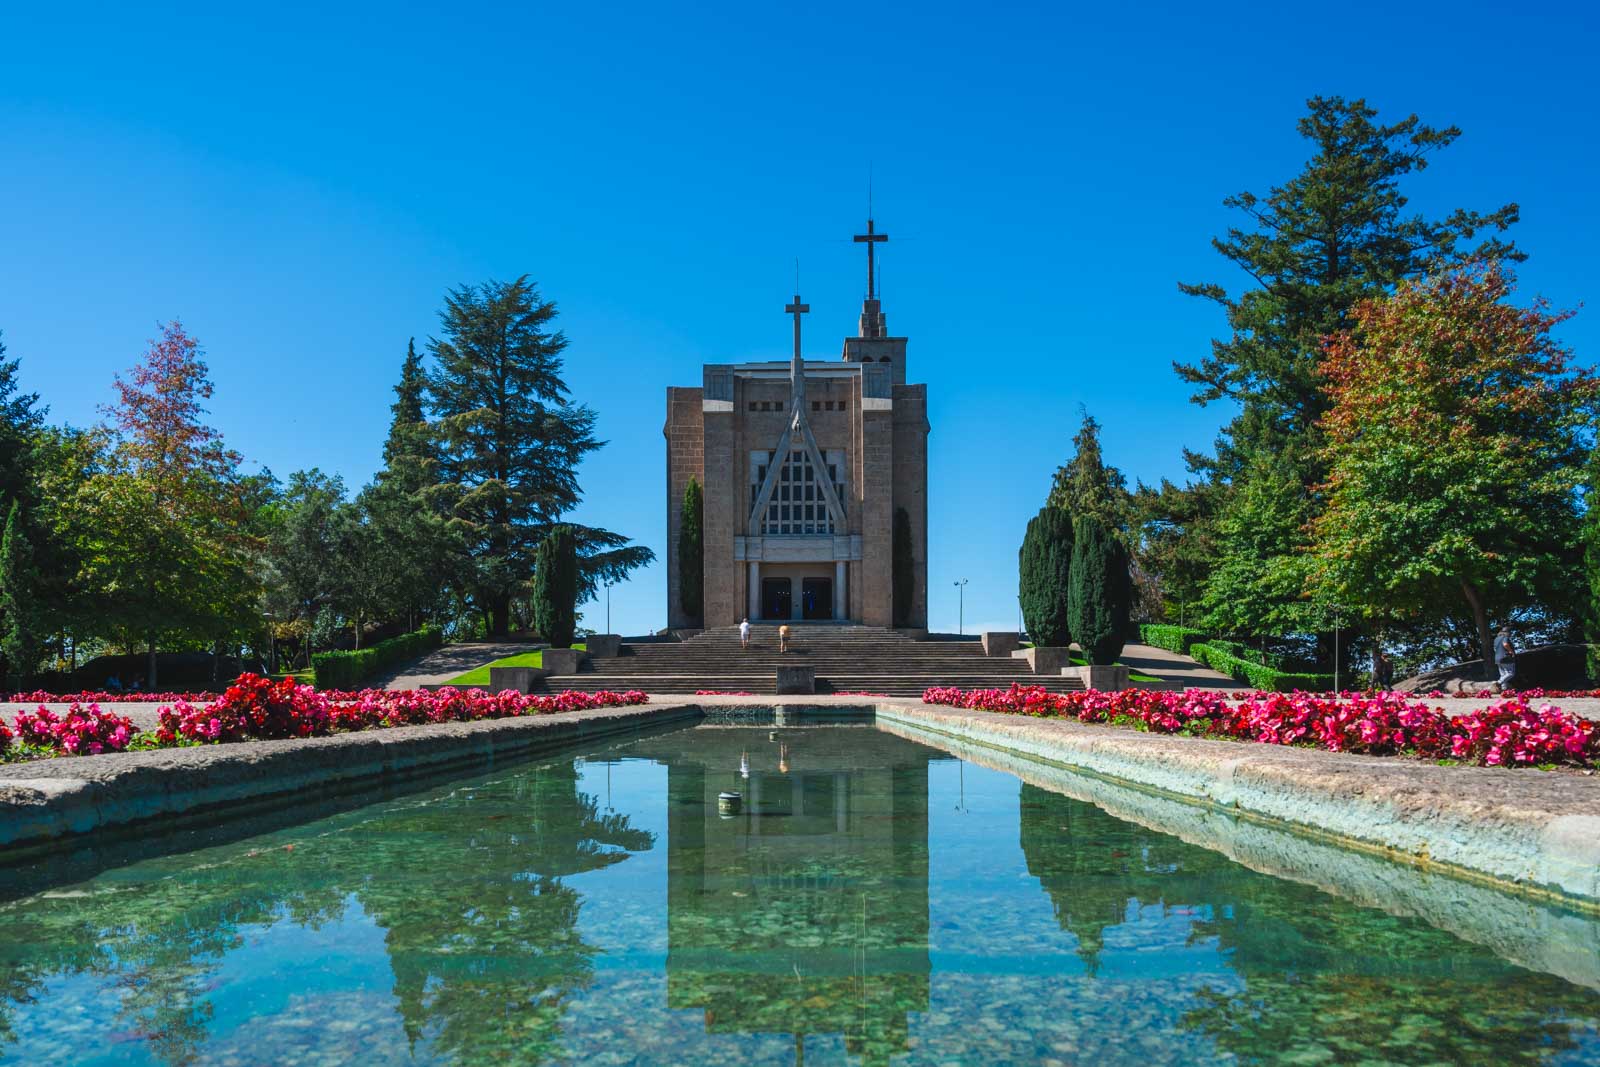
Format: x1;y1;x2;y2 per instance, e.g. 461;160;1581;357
533;525;579;648
1069;517;1132;665
1019;507;1073;646
893;507;914;628
1190;642;1334;692
1138;623;1210;655
311;626;444;691
678;477;703;624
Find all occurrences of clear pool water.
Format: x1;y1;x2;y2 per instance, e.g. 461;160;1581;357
3;722;1599;1065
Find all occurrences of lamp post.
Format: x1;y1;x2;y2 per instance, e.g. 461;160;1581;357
1329;603;1344;695
953;578;968;635
604;580;612;635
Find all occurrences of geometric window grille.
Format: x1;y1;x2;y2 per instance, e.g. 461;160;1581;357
761;449;839;536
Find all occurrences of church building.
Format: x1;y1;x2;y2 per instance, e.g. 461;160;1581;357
665;217;929;628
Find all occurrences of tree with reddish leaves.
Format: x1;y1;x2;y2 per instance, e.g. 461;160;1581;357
1309;264;1598;676
81;322;259;686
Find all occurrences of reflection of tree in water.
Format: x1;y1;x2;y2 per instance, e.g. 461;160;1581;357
0;757;652;1066
1018;782;1220;975
1017;783;1600;1065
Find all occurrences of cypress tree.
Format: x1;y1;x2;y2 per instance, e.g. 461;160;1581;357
892;507;914;628
678;477;703;623
0;501;42;687
1070;517;1133;665
1018;507;1072;647
532;525;578;648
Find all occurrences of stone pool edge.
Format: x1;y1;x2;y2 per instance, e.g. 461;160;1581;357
5;694;1600;911
874;700;1600;909
0;703;699;849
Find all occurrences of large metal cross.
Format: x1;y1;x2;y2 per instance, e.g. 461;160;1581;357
785;294;809;364
853;218;889;300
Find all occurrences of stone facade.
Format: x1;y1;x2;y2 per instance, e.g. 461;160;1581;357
665;221;929;628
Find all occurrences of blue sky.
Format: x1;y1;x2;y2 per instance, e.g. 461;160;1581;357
2;0;1595;636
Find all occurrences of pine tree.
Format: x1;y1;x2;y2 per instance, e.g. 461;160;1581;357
1047;411;1130;538
0;501;43;687
1163;98;1522;639
367;339;455;627
532;525;578;648
1070;517;1132;665
427;278;651;636
892;507;914;628
0;333;44;516
678;477;703;623
1019;507;1073;647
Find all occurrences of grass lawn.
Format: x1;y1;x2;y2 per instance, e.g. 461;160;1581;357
451;644;585;687
266;668;317;687
1065;651;1162;684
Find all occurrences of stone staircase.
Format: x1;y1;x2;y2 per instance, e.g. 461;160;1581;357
548;623;1085;697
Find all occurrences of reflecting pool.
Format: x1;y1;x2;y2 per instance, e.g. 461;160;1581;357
3;722;1599;1065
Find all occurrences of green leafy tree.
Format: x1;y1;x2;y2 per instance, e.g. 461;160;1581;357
678;477;703;624
426;278;651;636
83;322;259;686
1047;411;1130;537
892;506;914;628
1170;96;1522;637
0;502;43;686
1309;264;1595;675
263;469;346;661
1069;516;1132;665
1019;506;1073;646
532;525;578;648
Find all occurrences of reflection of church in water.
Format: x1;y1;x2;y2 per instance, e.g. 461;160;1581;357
635;725;947;1064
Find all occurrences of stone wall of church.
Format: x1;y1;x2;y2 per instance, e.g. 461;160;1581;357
892;384;930;629
664;387;705;630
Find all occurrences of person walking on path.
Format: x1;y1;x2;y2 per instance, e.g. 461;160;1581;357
779;624;791;653
739;618;751;650
1493;625;1517;691
1372;649;1394;691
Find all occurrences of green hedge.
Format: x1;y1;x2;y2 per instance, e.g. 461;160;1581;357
1205;638;1289;671
1189;642;1333;692
1139;624;1210;655
311;626;444;690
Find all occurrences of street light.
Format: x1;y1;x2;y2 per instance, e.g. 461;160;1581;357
1328;603;1344;694
953;578;969;635
603;580;612;635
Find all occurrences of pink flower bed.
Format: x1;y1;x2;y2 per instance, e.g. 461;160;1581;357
9;704;137;756
3;689;220;704
0;675;648;762
156;674;648;745
922;684;1600;769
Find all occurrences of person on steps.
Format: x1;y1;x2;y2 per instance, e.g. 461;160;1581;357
740;618;751;650
779;624;790;653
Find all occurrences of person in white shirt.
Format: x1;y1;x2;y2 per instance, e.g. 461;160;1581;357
739;618;751;649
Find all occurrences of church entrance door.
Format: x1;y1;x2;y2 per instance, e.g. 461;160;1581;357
761;578;792;621
801;578;833;620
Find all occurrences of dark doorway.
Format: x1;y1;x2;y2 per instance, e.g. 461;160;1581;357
801;578;833;620
761;577;792;620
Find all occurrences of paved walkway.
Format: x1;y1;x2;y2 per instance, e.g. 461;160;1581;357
375;641;543;690
1117;642;1247;689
